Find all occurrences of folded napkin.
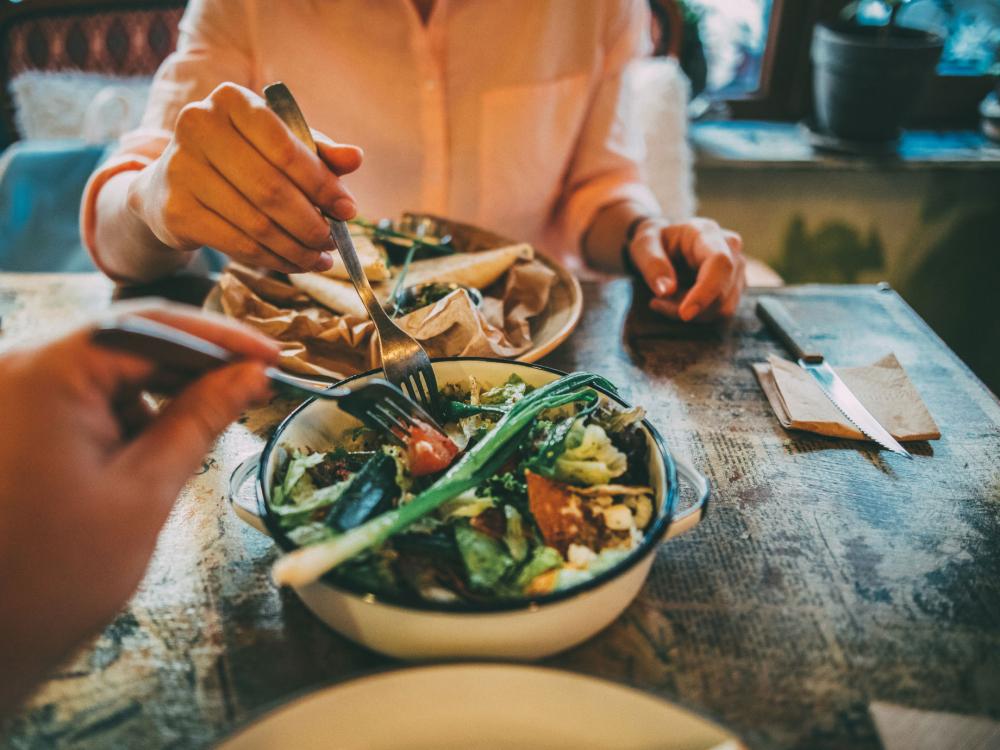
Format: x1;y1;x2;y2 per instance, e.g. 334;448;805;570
752;353;940;442
870;701;1000;750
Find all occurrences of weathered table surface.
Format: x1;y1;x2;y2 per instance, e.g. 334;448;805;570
1;273;998;750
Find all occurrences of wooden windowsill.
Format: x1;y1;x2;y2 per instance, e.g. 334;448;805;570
691;121;1000;171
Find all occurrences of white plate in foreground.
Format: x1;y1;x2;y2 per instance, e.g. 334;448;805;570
216;663;743;750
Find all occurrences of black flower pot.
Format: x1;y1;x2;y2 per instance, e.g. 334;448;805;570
811;21;944;142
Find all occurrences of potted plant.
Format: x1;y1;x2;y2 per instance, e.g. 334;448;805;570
811;0;945;142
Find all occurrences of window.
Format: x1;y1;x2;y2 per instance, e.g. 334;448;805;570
656;0;999;126
941;8;1000;75
686;0;774;98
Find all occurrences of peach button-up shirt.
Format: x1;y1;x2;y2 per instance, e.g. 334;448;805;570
82;0;661;272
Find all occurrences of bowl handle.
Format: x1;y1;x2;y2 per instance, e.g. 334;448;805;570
228;455;270;536
666;457;710;539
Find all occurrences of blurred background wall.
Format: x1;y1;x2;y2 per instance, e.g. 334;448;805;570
695;155;1000;394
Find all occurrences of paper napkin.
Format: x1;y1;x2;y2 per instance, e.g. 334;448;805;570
752;353;940;442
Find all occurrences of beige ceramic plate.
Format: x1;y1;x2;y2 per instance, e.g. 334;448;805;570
204;219;582;378
215;664;743;750
511;247;582;361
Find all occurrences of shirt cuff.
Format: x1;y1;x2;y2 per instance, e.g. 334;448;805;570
558;173;662;257
79;154;155;282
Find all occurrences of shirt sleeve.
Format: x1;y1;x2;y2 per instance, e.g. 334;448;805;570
552;0;662;254
79;0;257;273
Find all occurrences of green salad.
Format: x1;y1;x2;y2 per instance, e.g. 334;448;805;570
269;372;656;603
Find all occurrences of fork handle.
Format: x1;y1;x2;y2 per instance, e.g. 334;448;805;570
328;218;395;328
263;84;391;330
91;317;349;400
93;317;236;372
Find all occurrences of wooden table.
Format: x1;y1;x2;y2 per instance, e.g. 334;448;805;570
2;273;998;750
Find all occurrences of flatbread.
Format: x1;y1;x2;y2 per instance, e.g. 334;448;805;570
289;273;366;317
401;243;534;290
321;233;390;281
227;262;312;305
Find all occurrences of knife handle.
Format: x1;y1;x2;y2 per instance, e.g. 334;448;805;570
755;296;824;363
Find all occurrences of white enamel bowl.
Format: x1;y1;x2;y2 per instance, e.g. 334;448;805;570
229;358;709;660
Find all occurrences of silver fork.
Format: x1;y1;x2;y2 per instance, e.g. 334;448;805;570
91;316;444;443
263;82;440;416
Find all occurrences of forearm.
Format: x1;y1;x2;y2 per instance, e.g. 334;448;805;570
581;200;654;274
92;171;192;283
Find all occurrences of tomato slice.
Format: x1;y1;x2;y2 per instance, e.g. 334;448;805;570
406;420;459;477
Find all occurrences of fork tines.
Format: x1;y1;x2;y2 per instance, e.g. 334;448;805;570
372;397;415;439
339;379;444;444
400;369;439;415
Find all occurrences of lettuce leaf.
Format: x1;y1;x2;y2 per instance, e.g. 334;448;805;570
279;451;325;504
503;505;528;562
593;403;645;434
454;523;515;591
438;488;495;520
515;545;564;589
554;421;627;485
480;374;530;407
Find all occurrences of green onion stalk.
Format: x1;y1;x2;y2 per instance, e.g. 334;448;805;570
348;217;455;256
348;216;455;318
271;372;614;587
388;242;419;318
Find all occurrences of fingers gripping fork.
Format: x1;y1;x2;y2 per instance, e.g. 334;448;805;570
90;317;446;442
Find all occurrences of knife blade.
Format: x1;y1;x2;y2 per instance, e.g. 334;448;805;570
756;296;912;459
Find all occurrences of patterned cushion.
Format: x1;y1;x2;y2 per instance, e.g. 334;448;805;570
6;7;182;77
1;3;184;146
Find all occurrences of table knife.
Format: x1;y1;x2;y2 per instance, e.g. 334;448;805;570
756;296;912;458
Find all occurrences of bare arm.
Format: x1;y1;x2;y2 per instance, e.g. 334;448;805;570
581;199;646;273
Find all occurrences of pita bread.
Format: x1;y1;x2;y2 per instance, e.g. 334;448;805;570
226;262;312;305
320;233;390;281
289;273;367;317
400;244;534;291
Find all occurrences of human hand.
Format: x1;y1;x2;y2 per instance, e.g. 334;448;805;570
627;217;746;322
127;82;363;274
0;303;279;714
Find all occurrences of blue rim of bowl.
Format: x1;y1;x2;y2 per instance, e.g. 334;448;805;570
255;357;679;614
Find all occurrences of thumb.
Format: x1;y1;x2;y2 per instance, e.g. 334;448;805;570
313;133;364;176
116;362;271;498
629;224;677;297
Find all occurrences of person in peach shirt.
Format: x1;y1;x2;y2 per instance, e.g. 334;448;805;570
83;0;745;322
